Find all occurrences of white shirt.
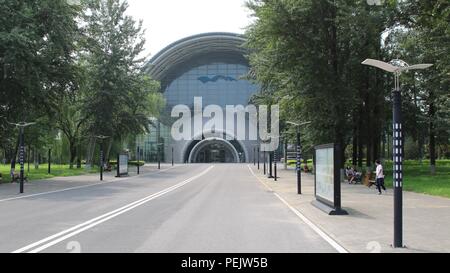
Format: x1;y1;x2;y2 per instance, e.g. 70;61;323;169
376;164;384;179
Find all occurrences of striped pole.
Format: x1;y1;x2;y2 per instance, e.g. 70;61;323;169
393;73;403;248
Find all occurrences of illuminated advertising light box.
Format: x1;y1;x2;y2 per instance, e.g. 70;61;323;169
313;144;347;215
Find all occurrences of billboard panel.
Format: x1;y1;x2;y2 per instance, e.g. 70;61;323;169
315;147;334;203
118;154;128;176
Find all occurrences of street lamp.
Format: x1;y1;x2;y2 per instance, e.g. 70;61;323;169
252;144;259;167
157;143;164;170
93;135;110;181
287;121;312;195
9;122;36;194
137;145;141;175
362;58;433;248
171;146;174;166
263;134;281;181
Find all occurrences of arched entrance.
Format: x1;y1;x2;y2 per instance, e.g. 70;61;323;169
188;138;240;163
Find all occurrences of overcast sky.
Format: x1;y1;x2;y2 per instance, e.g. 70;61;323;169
125;0;254;59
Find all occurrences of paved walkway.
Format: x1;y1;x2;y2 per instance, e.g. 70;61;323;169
249;164;450;253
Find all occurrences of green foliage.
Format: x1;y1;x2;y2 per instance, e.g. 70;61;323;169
245;0;449;168
80;0;163;139
0;0;165;168
0;0;81;154
383;160;450;198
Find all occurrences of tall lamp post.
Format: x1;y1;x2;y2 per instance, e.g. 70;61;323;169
362;58;432;248
257;147;260;170
9;122;36;194
48;148;52;174
171;147;174;166
137;146;140;175
157;143;163;170
287;121;311;195
252;144;259;167
93;135;110;181
263;151;266;175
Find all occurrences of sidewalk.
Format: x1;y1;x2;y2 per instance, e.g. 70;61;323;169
249;164;450;253
0;164;174;201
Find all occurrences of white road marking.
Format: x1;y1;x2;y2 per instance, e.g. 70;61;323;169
13;165;214;253
0;165;179;203
247;165;349;253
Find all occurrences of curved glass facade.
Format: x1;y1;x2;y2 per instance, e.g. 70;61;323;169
164;62;258;109
140;33;260;163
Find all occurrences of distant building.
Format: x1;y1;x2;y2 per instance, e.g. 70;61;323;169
140;33;260;163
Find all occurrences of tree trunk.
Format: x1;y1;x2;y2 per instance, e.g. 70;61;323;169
69;139;76;169
352;125;358;166
10;133;20;173
86;137;96;167
429;102;436;175
428;88;437;175
105;138;114;164
76;139;82;169
357;106;364;168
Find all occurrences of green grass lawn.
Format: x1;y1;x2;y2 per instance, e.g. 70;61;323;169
0;164;99;183
289;159;450;198
383;161;450;199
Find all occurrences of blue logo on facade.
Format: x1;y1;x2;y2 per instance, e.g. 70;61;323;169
198;75;237;84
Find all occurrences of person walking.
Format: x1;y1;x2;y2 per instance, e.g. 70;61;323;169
375;159;386;195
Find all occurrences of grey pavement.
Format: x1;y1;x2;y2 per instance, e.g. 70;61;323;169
0;164;337;253
249;164;450;253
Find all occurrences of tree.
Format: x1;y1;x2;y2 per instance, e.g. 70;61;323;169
0;0;80;169
388;0;450;173
245;0;396;168
80;0;163;163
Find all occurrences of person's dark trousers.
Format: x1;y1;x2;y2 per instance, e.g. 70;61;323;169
376;178;386;193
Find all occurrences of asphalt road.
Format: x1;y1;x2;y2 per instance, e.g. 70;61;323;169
0;164;337;253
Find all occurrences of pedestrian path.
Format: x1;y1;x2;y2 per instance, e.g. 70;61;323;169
249;164;450;253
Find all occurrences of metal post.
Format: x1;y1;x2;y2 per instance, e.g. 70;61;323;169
157;121;161;170
274;150;277;181
100;148;104;181
137;146;140;175
157;145;161;170
253;147;256;166
263;151;266;175
171;147;174;166
116;154;120;178
284;138;288;170
268;152;274;178
48;148;51;174
19;127;25;194
257;147;260;170
393;73;403;248
296;129;302;195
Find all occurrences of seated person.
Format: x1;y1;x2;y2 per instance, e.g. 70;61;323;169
303;163;310;173
346;166;357;184
10;169;20;182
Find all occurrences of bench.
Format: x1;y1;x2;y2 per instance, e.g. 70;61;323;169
345;169;362;184
363;172;376;188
